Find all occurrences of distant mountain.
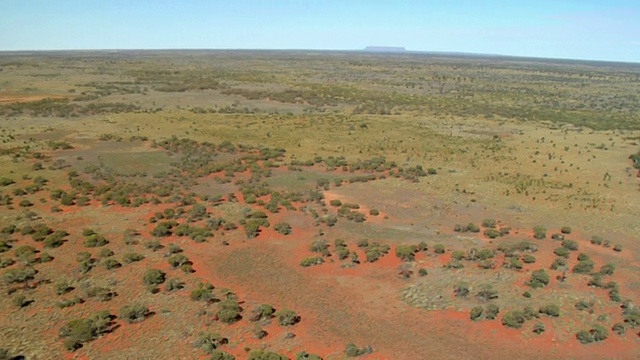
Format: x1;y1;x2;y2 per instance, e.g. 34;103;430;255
364;46;406;53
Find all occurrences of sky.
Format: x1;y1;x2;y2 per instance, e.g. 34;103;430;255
1;0;640;63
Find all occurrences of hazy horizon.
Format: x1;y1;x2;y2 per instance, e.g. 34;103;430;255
2;0;640;63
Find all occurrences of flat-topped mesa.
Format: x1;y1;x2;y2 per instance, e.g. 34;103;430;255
364;46;407;53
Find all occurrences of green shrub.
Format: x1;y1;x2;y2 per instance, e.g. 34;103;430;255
433;244;445;254
275;308;300;326
533;226;546;239
485;304;500;320
168;254;190;268
0;177;15;186
522;254;536;264
119;303;150;323
300;257;324;267
194;331;228;354
210;350;235;360
501;310;526;328
466;223;480;233
528;269;550;289
143;240;163;251
599;263;616;276
98;248;114;258
395;245;417;261
539;304;560;317
248;350;287;360
612;322;626;335
572;260;595;274
484;228;501;239
190;283;214;302
59;312;113;351
103;258;121;270
217;308;241;324
470;306;483;320
12;294;30;308
55;281;74;295
577;253;590;261
122;252;144;264
143;269;165;286
576;330;593;344
482;219;497;228
561;239;578;250
575;300;593;311
296;351;322;360
476;285;498;301
344;343;373;357
550;257;567;270
553;247;570;258
506;258;523;270
560;226;572;234
84;234;108;248
248;304;275;322
3;267;36;284
165;278;185;292
591;324;608;342
453;282;470;298
274;222;292;235
533;322;545;334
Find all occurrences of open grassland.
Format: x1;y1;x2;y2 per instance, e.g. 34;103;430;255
0;50;639;359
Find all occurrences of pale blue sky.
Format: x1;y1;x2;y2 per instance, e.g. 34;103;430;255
2;0;639;62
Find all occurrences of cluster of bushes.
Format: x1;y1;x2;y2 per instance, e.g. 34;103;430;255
82;229;109;248
334;239;358;263
357;239;390;262
501;306;542;329
576;325;608;344
174;223;213;243
590;236;623;252
59;311;115;351
470;304;500;321
453;223;480;233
